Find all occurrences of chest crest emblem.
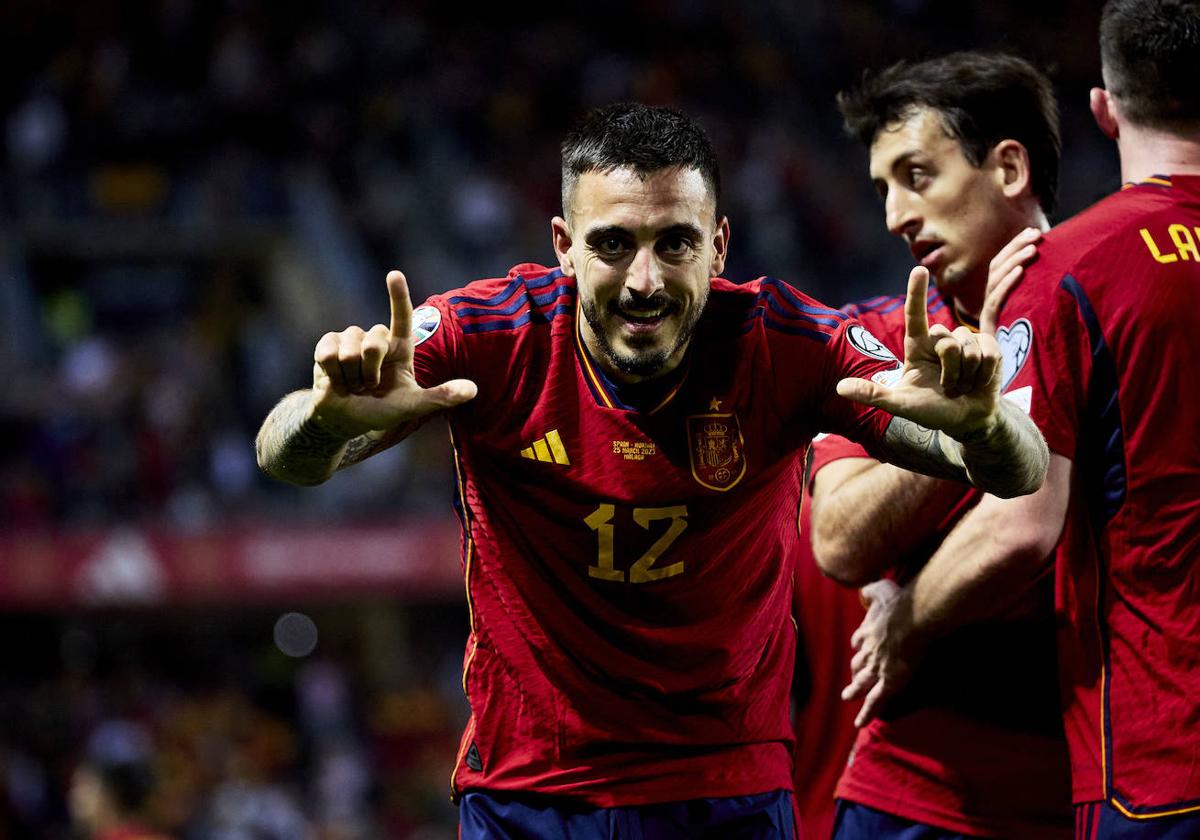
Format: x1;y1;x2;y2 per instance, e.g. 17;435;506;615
687;412;747;491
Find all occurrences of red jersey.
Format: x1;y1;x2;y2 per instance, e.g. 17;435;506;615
791;489;863;840
410;264;897;806
998;175;1200;817
814;288;1072;838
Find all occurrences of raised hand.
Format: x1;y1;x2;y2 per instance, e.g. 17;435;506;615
980;227;1042;334
837;267;1001;440
311;270;477;438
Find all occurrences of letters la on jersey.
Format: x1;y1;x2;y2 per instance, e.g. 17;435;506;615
411;264;896;800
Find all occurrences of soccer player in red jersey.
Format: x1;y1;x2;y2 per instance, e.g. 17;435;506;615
255;103;1048;839
804;53;1073;840
790;490;864;840
839;3;1200;838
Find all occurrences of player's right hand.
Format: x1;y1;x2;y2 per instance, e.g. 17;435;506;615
309;270;477;439
837;267;1002;439
979;227;1041;334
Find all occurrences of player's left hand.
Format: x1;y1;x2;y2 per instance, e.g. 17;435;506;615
837;267;1001;440
980;227;1041;334
842;579;921;727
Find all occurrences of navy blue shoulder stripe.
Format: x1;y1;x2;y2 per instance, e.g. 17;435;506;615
842;294;902;317
524;269;564;289
755;289;846;330
455;282;573;319
460;302;574;335
855;296;905;317
759;277;848;322
456;282;573;333
447;276;524;308
740;307;831;343
1061;273;1126;524
447;269;565;309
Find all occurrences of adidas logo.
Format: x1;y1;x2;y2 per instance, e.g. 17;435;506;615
519;429;570;465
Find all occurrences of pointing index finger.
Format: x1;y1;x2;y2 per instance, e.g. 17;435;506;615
904;266;931;343
387;270;412;340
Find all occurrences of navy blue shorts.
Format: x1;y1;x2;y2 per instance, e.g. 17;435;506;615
832;800;976;840
459;789;795;839
1076;801;1200;840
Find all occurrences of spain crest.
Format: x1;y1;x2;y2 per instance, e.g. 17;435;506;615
687;412;747;491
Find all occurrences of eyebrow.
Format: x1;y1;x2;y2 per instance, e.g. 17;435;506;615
872;149;924;180
583;222;706;241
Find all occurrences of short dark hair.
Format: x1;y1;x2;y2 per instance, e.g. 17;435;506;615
560;103;721;219
1100;0;1200;130
837;52;1061;215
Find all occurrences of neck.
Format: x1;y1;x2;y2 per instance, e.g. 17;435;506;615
1116;123;1200;182
954;208;1051;320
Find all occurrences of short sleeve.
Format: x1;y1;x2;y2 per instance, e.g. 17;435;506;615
816;317;900;455
810;434;872;485
997;273;1089;458
411;294;467;389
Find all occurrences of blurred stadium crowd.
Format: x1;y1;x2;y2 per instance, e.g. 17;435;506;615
1;0;1116;837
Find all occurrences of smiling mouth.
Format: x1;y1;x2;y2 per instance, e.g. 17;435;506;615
619;310;668;324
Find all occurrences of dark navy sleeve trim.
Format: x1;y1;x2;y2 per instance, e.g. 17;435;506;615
760;277;849;322
1061;274;1127;524
739;307;832;342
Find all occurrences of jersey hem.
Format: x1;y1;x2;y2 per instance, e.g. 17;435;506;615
457;774;795;809
837;780;1070;840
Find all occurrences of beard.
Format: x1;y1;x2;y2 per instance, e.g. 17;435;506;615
581;285;709;380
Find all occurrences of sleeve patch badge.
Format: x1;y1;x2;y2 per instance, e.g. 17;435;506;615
996;318;1033;391
847;325;899;363
411;306;442;346
870;367;904;388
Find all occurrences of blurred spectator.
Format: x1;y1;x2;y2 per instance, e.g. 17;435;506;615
68;752;172;839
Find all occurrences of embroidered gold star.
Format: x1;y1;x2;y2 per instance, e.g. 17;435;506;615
708;397;722;411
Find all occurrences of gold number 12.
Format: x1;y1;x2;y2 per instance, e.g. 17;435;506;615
584;504;689;583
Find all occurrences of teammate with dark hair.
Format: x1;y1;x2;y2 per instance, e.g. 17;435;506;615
806;51;1071;840
256;102;1047;839
841;4;1200;838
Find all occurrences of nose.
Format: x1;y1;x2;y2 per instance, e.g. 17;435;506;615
885;190;921;239
625;245;664;299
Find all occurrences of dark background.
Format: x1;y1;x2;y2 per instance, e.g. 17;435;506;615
0;1;1113;837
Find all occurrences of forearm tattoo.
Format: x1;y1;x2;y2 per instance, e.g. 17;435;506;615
954;401;1048;499
255;391;350;485
878;401;1048;498
337;420;419;469
879;418;967;484
256;391;420;485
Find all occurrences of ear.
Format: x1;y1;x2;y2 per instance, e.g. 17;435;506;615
993;139;1033;201
1090;87;1120;140
710;216;731;276
551;216;575;276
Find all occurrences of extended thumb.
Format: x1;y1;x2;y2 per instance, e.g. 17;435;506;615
435;379;479;407
836;377;881;406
